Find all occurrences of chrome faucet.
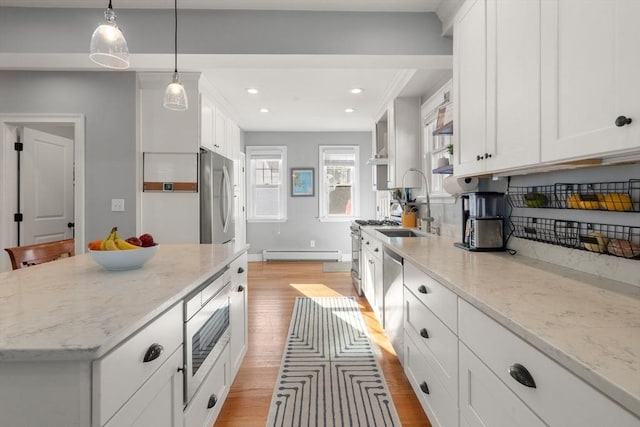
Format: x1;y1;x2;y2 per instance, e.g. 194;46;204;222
401;168;433;232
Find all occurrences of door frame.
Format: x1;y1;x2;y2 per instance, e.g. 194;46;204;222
0;114;85;272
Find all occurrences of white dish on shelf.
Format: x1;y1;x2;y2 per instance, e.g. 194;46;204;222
88;245;158;271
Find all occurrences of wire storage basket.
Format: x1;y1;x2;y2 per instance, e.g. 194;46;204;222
510;216;640;260
506;185;557;208
509;217;579;248
556;179;639;212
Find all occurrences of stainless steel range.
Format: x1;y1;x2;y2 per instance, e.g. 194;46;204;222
350;219;399;295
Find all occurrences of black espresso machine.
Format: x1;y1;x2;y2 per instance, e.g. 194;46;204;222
454;192;506;251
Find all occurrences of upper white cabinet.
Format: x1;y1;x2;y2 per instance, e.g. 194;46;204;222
540;0;640;162
386;98;421;188
454;0;639;177
454;0;541;177
200;93;215;152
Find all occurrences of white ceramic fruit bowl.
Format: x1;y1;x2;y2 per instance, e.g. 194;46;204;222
88;244;158;271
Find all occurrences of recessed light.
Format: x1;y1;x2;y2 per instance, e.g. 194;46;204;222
350;88;363;94
259;108;270;113
246;88;259;95
345;108;355;113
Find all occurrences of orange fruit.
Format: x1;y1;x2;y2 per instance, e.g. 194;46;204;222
88;239;102;251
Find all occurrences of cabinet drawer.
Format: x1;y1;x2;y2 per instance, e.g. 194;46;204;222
404;331;458;427
230;252;248;290
184;343;230;427
404;287;458;397
362;234;382;260
93;304;183;426
459;342;545;427
459;299;639;426
404;260;457;332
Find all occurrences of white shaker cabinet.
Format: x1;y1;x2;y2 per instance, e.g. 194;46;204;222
229;252;248;376
386;98;421;188
454;0;541;177
540;0;640;162
200;93;215;152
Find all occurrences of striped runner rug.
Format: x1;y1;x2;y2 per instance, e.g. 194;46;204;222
266;297;401;427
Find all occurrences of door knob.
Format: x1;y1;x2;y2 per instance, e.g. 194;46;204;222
615;116;632;127
67;222;75;228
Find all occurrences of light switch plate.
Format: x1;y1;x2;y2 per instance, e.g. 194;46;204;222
111;199;125;212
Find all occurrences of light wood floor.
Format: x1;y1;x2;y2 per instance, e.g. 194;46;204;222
215;261;432;427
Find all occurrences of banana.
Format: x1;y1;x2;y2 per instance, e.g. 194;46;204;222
104;238;118;251
100;227;118;250
115;238;141;250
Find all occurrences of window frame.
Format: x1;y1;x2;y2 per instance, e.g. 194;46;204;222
318;145;360;222
245;145;288;223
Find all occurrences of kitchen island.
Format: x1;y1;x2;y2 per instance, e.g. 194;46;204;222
362;227;640;425
0;243;248;427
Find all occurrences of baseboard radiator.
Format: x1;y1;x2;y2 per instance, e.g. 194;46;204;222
262;250;342;262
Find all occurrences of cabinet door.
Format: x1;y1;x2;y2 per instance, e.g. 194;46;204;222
387;98;420;188
541;0;640;161
213;109;227;156
454;0;488;176
229;254;248;376
459;343;546;427
200;94;214;151
487;0;541;172
104;347;184;427
361;249;375;310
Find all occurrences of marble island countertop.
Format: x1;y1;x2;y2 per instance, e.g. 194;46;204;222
0;243;247;362
362;227;640;418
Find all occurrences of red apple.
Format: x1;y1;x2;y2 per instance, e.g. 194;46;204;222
125;236;142;247
139;233;155;247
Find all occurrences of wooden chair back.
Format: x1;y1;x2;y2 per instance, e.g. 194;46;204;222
4;238;75;270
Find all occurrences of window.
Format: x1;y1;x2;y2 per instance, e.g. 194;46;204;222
246;146;287;222
318;146;359;221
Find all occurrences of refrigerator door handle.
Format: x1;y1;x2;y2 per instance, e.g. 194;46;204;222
222;164;232;233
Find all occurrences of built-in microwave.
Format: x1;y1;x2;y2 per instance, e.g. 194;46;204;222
183;267;231;405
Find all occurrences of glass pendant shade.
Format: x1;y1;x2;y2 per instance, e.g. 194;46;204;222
164;72;189;111
89;6;129;69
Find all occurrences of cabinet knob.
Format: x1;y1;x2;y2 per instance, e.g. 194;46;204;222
476;155;483;161
419;328;429;339
508;363;537;388
143;343;164;363
417;285;428;294
419;381;430;394
237;285;245;292
485;152;492;159
207;393;218;409
366;241;370;245
374;248;379;252
237;266;245;274
615;116;632;127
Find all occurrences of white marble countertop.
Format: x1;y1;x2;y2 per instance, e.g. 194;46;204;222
0;243;247;362
362;227;640;418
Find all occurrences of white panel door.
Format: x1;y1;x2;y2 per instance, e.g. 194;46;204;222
21;127;74;244
541;0;640;161
454;0;488;176
487;0;541;172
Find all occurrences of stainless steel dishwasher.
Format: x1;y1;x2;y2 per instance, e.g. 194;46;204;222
383;248;404;365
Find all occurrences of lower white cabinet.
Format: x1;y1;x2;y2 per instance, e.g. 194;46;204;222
229;253;248;376
459;343;545;427
184;343;230;427
458;299;639;427
104;346;184;427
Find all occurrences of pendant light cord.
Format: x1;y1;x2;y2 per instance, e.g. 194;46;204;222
173;0;178;73
108;0;113;10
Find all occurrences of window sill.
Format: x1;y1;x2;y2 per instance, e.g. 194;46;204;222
247;218;288;223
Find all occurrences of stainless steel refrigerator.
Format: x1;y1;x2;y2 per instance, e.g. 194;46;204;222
200;148;235;245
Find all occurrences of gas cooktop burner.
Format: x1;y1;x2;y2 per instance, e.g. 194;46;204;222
355;219;400;226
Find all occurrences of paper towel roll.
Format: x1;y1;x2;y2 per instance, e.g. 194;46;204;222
443;176;479;195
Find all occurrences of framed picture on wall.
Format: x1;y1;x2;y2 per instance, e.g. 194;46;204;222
291;168;314;197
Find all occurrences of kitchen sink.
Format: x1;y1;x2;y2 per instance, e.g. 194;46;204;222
376;229;427;238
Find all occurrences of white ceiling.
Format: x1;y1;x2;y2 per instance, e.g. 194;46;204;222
1;0;456;131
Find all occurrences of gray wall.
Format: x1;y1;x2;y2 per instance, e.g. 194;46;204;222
0;8;451;56
0;71;138;241
245;132;374;257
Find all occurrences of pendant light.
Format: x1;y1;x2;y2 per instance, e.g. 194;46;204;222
89;0;130;70
164;0;189;111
